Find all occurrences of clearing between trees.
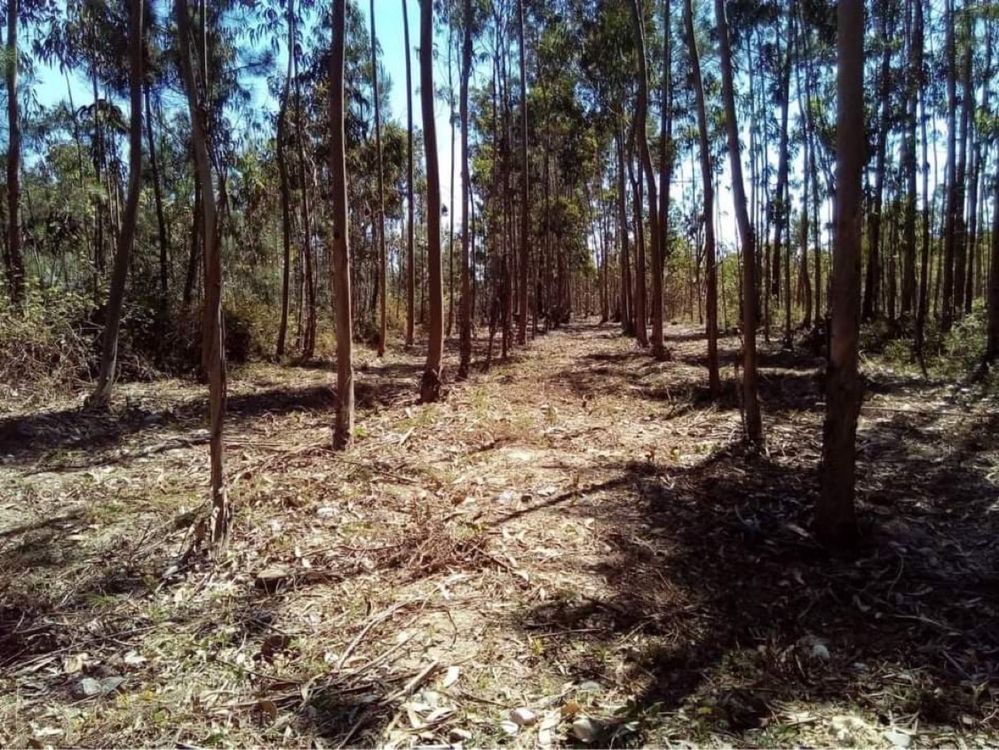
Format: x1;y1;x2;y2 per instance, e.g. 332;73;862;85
1;321;997;748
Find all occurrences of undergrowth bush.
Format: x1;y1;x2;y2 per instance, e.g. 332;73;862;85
0;289;97;403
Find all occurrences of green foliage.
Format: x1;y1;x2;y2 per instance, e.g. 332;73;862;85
0;287;96;402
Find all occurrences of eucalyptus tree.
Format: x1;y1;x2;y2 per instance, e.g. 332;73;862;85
331;0;354;449
683;0;720;395
176;0;229;552
628;0;665;359
420;0;445;402
818;0;864;547
457;0;474;378
715;0;762;444
403;0;415;347
515;0;529;345
5;0;25;307
88;0;143;408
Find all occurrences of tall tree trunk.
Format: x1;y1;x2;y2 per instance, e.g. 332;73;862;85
952;21;972;317
88;0;144;408
420;0;444;402
715;0;762;445
941;0;958;332
628;141;648;348
293;5;317;359
617;132;634;336
176;0;229;553
818;0;864;548
684;0;720;395
370;0;387;356
446;29;456;339
275;9;294;359
862;7;892;322
914;0;930;363
986;174;999;365
145;85;171;340
900;0;918;317
770;36;791;313
629;0;665;358
5;0;24;307
516;0;530;346
659;0;673;326
403;0;415;347
330;0;354;449
458;0;473;378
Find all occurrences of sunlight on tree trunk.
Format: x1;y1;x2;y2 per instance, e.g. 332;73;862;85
420;0;445;403
817;0;864;548
88;0;143;410
176;0;229;554
330;0;354;450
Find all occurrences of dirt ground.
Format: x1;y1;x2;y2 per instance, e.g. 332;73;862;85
2;321;998;748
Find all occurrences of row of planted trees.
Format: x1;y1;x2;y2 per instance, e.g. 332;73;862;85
3;0;999;552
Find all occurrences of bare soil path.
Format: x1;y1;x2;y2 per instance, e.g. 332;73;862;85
1;321;997;747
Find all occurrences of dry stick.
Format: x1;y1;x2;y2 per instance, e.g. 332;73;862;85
379;658;440;705
336;601;413;670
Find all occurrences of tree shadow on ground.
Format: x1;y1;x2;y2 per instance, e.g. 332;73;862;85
513;407;999;744
0;366;421;469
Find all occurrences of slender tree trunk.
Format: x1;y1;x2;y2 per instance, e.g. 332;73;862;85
5;0;25;307
941;0;958;331
370;0;387;356
986;174;999;364
292;6;317;359
420;0;444;402
88;0;144;409
458;0;473;378
818;0;864;548
145;85;171;340
914;0;930;363
516;0;530;346
659;0;673;327
771;37;791;313
862;8;891;322
900;0;918;317
629;0;665;358
176;0;229;553
403;0;415;347
952;23;972;317
684;0;720;395
330;0;354;449
715;0;761;444
617;132;634;336
628;141;648;348
275;10;294;359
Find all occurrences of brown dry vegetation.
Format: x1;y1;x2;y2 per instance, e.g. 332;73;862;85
1;321;998;748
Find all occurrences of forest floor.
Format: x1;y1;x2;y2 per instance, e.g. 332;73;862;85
1;320;998;748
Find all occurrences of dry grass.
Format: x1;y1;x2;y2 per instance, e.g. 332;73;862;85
1;321;997;747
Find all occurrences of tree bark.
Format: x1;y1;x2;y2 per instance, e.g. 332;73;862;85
403;0;415;347
987;174;999;365
684;0;720;396
330;0;354;449
88;0;144;409
176;0;229;552
457;0;473;378
5;0;25;307
145;85;171;341
817;0;864;548
629;0;665;359
370;0;387;356
715;0;762;445
617;132;633;336
275;6;294;359
420;0;445;402
516;0;530;346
